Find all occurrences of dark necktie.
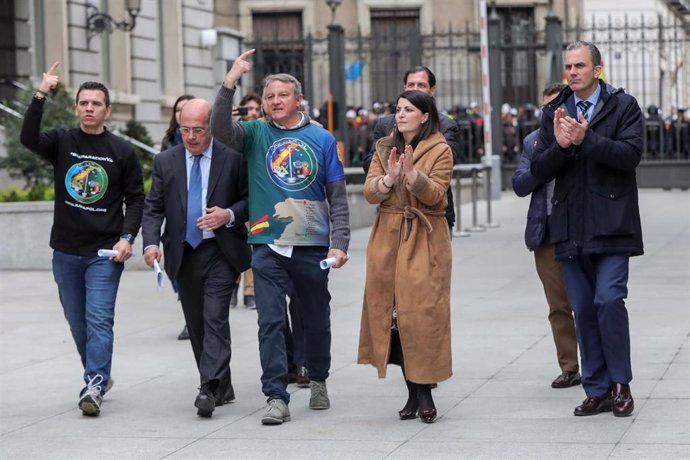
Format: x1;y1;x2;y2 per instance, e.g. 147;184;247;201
576;100;592;122
185;155;203;248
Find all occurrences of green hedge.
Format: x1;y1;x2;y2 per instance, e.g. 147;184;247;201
0;186;55;202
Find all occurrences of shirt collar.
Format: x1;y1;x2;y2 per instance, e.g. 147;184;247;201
574;81;601;107
185;140;213;161
273;112;306;130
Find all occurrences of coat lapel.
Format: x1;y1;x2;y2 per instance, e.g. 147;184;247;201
173;147;188;214
207;141;226;204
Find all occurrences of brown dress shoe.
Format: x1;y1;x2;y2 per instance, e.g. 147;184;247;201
611;383;634;417
574;396;612;416
551;371;582;388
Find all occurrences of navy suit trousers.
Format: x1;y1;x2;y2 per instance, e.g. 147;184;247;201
562;253;633;397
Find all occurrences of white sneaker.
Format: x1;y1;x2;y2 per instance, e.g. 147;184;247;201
261;399;291;425
78;375;104;416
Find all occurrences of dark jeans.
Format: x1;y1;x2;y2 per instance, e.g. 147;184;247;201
286;281;306;370
562;253;632;398
252;244;331;403
52;250;124;391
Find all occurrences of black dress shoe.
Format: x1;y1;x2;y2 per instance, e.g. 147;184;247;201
177;325;190;341
417;385;437;424
551;371;582;389
195;391;216;417
611;383;634;417
398;397;419;420
574;396;612;416
244;295;255;308
215;383;235;406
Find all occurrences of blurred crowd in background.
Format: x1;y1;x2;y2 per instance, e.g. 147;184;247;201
305;100;690;166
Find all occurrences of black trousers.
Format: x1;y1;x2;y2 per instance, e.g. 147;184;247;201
177;239;238;394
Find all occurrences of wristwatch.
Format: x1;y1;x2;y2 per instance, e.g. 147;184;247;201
120;233;135;244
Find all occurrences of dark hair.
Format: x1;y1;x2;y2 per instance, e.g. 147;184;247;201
164;94;195;139
543;83;567;98
393;90;440;152
239;93;261;106
76;81;110;106
566;40;602;67
403;66;436;88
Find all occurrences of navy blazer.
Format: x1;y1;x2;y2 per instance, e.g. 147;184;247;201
530;81;644;260
142;140;251;281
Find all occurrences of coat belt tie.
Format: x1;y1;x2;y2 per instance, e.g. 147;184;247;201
379;205;444;241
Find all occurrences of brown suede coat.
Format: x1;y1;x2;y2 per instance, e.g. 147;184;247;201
357;131;453;384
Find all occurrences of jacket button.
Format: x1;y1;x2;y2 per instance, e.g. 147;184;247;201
609;194;615;199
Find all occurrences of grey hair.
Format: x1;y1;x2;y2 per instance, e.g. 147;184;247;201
566;40;602;67
262;73;303;99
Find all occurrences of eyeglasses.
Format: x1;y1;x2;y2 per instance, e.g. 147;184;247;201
180;126;208;136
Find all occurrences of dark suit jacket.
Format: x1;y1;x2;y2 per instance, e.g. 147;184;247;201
142;140;252;281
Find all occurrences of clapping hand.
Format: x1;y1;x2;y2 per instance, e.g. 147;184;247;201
387;146;403;181
554;107;589;148
400;144;418;184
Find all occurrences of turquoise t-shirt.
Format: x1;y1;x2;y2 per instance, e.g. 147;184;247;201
241;120;345;246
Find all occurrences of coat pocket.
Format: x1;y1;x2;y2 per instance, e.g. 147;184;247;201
589;187;635;236
548;188;568;244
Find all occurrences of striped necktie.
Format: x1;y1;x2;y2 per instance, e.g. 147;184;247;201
576;100;592;122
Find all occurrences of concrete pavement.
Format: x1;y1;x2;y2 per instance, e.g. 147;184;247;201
1;189;688;459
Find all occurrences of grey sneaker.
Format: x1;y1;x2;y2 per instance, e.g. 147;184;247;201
309;380;330;410
261;399;291;425
78;375;104;416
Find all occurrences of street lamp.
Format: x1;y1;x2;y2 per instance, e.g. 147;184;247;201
325;0;343;26
86;0;141;45
325;0;347;162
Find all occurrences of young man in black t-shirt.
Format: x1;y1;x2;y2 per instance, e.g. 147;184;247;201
20;62;144;416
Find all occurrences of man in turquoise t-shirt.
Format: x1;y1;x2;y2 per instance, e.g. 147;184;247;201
211;49;350;425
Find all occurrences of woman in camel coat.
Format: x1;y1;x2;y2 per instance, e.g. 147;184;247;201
358;90;453;423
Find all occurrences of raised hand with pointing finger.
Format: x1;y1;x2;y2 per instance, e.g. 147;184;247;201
38;62;60;96
223;49;256;89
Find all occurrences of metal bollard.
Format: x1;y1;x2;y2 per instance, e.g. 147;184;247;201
484;164;500;228
453;167;470;238
465;167;486;232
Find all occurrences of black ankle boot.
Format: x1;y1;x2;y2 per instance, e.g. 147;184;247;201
417;384;437;423
399;380;418;420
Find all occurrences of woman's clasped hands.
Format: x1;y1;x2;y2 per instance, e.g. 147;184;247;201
386;145;418;186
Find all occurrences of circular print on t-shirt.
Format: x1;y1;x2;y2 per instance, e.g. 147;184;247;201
265;138;318;191
65;161;109;204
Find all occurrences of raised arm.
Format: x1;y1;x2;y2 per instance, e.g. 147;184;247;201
19;62;62;161
210;49;256;151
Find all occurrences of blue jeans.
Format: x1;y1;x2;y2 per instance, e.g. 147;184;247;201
252;245;331;404
52;250;124;392
562;253;632;398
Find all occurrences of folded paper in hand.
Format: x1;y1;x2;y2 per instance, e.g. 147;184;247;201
153;260;164;288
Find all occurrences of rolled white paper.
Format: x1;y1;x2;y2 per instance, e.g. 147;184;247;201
153;259;165;289
319;253;350;270
320;257;337;270
97;249;119;258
